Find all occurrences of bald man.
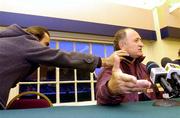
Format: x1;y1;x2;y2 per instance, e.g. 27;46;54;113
96;28;156;105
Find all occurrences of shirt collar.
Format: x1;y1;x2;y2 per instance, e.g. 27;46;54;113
122;56;145;64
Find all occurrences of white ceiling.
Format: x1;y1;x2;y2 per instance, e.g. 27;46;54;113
108;0;167;9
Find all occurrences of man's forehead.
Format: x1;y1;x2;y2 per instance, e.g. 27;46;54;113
126;29;140;39
126;29;137;35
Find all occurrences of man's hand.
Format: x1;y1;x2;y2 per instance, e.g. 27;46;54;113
101;50;129;67
107;55;151;95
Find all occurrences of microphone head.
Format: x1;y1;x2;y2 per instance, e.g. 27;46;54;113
161;57;172;68
173;59;180;65
146;61;159;74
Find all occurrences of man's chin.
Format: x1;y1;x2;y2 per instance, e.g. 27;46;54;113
138;52;143;56
129;52;143;58
135;54;143;58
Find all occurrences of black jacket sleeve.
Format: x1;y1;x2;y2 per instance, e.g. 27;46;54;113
25;44;100;72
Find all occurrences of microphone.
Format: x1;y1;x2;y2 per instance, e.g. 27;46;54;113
173;59;180;65
161;57;172;68
146;61;174;94
161;57;180;88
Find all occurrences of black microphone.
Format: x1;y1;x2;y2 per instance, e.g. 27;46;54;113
173;59;180;65
161;57;180;87
161;57;172;68
146;61;174;94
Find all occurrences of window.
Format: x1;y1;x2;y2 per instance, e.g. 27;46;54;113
19;33;113;105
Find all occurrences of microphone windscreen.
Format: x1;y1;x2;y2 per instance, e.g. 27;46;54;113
173;59;180;65
161;57;172;68
146;61;159;74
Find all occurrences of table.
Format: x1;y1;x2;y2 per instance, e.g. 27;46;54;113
0;99;180;118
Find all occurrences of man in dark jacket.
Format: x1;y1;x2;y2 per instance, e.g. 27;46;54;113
0;24;124;109
96;28;156;105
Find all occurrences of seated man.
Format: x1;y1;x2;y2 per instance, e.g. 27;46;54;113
96;28;156;105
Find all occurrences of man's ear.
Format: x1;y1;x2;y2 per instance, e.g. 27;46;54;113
118;42;124;50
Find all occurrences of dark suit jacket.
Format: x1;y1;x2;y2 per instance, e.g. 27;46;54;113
0;24;100;107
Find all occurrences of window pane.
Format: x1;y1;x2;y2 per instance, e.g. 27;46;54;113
40;65;56;81
77;83;91;101
94;83;97;100
40;84;56;103
75;42;90;80
105;44;114;57
60;84;75;103
92;43;105;77
77;70;90;80
19;84;37;93
76;42;89;54
60;68;74;81
49;40;56;49
59;41;73;52
91;73;97;80
94;68;102;80
92;43;105;57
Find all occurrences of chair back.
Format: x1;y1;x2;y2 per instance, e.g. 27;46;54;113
7;91;53;109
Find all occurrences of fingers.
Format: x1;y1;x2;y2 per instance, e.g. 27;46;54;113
118;86;146;94
112;55;121;72
112;50;129;72
114;50;129;57
121;80;151;93
120;86;148;93
102;50;129;67
120;73;137;84
125;82;137;88
128;88;147;93
136;80;151;88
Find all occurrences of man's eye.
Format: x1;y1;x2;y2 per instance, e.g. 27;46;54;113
135;39;138;42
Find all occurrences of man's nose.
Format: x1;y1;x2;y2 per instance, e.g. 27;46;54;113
139;41;144;47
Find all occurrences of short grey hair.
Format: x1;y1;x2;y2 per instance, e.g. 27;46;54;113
113;29;127;51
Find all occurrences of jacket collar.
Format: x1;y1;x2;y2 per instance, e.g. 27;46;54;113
122;56;145;65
